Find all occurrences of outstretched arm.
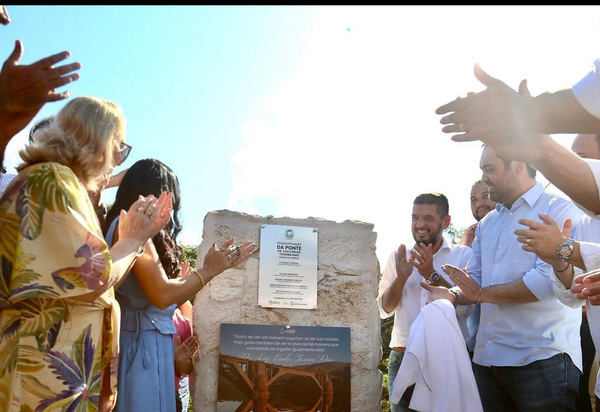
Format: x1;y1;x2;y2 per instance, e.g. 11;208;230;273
0;40;81;168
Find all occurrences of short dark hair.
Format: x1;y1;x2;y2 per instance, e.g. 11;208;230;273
413;192;449;217
483;144;536;178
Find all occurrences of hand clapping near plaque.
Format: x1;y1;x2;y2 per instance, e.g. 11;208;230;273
103;158;256;412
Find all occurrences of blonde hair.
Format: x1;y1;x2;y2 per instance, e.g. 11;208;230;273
18;96;126;191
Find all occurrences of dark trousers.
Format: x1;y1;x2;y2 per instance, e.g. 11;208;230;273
473;353;580;412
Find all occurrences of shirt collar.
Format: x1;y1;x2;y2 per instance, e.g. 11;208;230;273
496;182;544;212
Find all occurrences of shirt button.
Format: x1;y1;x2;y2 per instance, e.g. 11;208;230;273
487;341;492;344
488;322;491;325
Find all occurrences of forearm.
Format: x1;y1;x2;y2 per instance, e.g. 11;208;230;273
552;262;575;289
479;278;538;304
381;276;407;314
533;137;600;214
175;358;194;376
534;89;600;134
142;267;209;310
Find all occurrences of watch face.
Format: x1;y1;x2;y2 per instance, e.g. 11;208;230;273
557;240;574;262
430;272;440;283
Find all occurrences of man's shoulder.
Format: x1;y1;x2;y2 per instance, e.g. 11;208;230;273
441;240;473;259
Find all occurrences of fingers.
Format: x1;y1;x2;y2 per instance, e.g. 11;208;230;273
0;5;11;25
473;63;502;88
518;79;530;96
6;40;23;66
517;218;542;230
51;61;82;77
32;50;73;69
561;218;573;239
537;213;557;227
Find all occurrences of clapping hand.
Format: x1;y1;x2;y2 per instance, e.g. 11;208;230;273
201;239;258;281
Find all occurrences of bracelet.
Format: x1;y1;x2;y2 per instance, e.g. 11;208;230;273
194;270;205;289
478;286;483;303
448;289;459;308
554;263;572;273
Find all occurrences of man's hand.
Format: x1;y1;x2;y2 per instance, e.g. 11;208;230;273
442;264;481;302
409;242;435;279
572;270;600;305
459;223;478;247
435;64;548;165
421;282;453;305
0;40;81;142
514;214;571;267
395;244;413;281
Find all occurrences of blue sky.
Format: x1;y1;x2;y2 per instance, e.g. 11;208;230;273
4;6;600;268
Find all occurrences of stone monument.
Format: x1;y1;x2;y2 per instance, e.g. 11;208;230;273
192;210;382;411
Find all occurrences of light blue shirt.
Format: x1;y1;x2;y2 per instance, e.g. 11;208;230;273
469;182;584;371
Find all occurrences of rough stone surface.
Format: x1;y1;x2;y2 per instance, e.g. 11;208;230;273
192;210;383;412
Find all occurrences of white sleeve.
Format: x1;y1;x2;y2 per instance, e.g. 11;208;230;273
580;241;600;272
549;266;585;309
572;58;600;120
377;251;398;319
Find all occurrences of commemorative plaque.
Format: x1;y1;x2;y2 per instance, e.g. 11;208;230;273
258;224;318;309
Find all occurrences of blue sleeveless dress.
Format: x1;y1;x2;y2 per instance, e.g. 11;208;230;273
107;218;178;412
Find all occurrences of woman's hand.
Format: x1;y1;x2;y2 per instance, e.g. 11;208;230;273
201;238;258;281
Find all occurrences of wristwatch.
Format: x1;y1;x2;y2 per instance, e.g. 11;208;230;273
426;271;441;285
556;238;574;262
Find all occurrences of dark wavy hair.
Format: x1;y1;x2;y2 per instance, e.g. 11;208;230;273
105;158;183;279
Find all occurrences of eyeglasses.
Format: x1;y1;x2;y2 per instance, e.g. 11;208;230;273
118;142;132;165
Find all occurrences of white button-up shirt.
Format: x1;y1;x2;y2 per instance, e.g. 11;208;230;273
377;237;472;349
572;58;600;120
470;182;584;371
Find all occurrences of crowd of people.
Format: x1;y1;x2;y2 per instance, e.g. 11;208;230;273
0;6;257;412
379;57;600;412
6;5;600;412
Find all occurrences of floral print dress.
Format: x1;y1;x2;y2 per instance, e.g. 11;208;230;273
0;162;119;412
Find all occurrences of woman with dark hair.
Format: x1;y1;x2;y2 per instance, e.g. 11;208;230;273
104;158;256;412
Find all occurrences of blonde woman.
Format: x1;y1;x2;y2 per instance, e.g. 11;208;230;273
0;96;170;412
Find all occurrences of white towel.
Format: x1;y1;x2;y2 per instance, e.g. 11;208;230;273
391;299;483;412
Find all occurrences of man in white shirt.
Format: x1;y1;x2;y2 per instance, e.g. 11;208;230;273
437;145;584;411
377;192;472;412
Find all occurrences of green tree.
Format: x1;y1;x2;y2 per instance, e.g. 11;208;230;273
179;243;198;269
444;222;467;245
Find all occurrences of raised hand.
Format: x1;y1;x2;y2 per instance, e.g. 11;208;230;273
409;242;434;279
394;244;413;281
435;64;547;164
442;264;481;303
514;214;571;267
0;40;82;144
174;334;200;366
117;195;160;245
572;269;600;305
201;239;258;281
